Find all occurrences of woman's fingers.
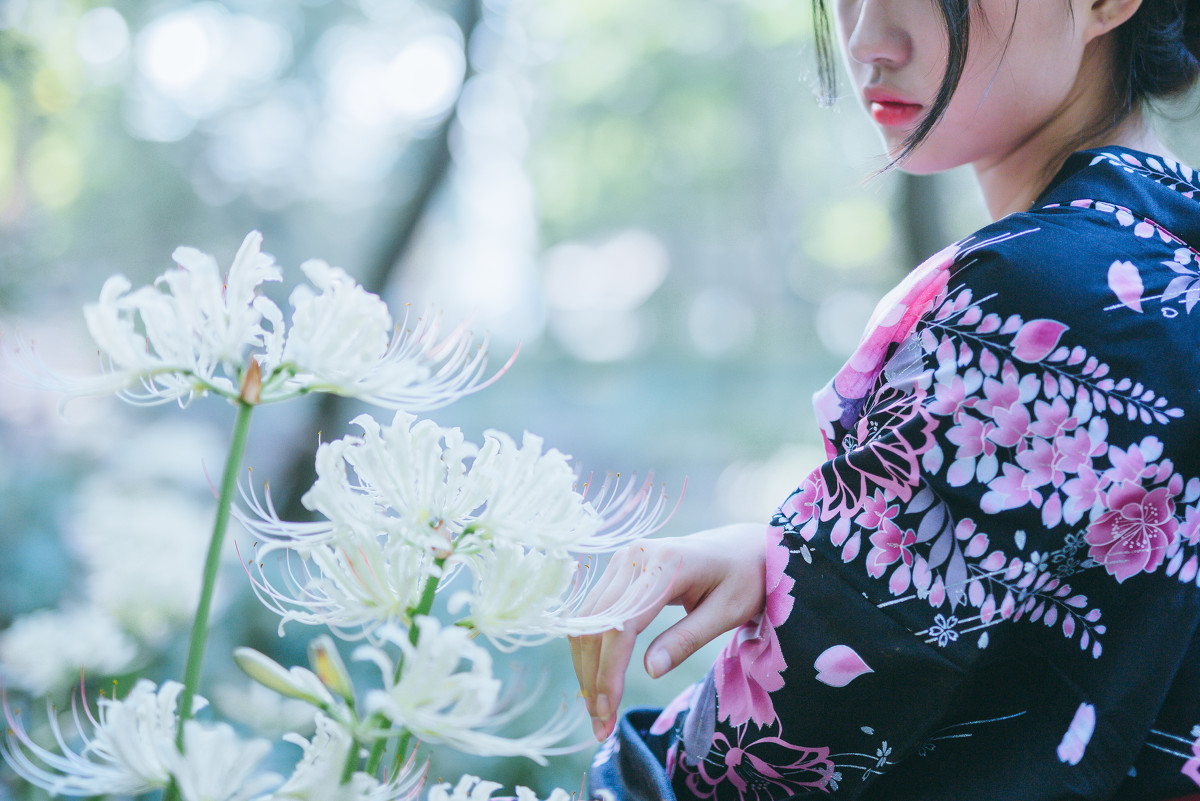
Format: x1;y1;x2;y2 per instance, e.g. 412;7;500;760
570;524;769;741
570;544;678;732
644;581;760;678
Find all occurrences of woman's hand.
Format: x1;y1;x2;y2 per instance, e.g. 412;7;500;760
569;522;768;741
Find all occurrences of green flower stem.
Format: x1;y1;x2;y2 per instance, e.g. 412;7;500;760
174;401;255;743
360;557;448;778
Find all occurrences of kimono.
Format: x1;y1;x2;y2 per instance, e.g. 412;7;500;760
589;148;1200;800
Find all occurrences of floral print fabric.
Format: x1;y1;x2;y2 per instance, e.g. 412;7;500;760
589;148;1200;800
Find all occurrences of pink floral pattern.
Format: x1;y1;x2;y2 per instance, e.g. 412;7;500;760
714;527;796;728
1085;484;1180;582
677;724;835;801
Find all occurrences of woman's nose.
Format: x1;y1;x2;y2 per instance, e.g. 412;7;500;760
843;0;911;69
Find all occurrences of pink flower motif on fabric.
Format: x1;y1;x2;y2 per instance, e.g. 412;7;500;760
1183;728;1200;788
865;520;917;578
1010;318;1070;363
820;387;940;520
679;725;835;801
777;471;824;541
713;527;796;729
1056;702;1095;766
1085;484;1180;583
1107;259;1145;313
815;245;955;439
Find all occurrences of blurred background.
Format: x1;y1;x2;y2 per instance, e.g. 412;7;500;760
0;0;1197;796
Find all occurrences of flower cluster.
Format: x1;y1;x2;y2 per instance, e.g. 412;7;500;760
242;412;671;648
1;232;670;800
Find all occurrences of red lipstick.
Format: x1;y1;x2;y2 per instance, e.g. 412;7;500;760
863;89;923;128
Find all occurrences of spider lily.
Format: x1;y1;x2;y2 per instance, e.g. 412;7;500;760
239;412;674;559
267;714;424;801
426;775;574;801
354;619;583;764
3;232;508;411
237;413;676;640
1;680;186;796
450;543;670;652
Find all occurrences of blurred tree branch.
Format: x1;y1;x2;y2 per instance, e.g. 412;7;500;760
277;0;484;522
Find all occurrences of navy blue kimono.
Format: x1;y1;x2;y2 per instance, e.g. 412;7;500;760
590;148;1200;800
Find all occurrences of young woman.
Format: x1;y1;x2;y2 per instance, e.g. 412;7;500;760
572;0;1200;798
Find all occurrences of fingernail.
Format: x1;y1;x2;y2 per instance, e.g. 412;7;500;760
592;717;607;741
595;693;611;720
646;649;671;679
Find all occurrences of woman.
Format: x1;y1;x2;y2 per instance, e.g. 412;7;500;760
571;0;1200;797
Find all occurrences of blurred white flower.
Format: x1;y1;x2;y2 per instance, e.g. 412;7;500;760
1;679;190;795
212;680;318;738
268;714;423;801
426;776;573;801
170;720;278;801
70;479;218;643
0;606;139;696
426;777;501;801
356;618;580;763
3;232;506;411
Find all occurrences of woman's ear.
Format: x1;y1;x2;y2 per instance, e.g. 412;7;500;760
1084;0;1143;40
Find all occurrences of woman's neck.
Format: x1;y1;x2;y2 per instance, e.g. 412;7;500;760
967;37;1177;221
971;112;1173;220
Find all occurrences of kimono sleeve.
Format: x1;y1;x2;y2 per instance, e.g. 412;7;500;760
659;236;1200;800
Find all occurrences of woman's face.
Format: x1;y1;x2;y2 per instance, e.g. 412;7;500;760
835;0;1104;174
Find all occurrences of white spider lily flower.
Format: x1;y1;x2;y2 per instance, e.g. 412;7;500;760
245;533;439;638
170;720;278;801
0;679;196;796
460;428;673;553
302;414;486;553
4;232;507;411
280;260;393;384
450;544;667;652
268;714;424;801
232;647;338;709
426;776;573;801
356;619;581;764
240;413;674;562
68;231;281;406
268;279;506;409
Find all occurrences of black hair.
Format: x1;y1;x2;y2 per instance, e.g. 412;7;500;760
813;0;1200;164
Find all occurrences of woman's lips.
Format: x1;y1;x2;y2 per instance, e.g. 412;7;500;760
869;100;923;127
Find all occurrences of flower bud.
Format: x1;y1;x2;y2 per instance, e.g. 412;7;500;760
233;647;334;708
239;357;262;404
307;634;355;704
